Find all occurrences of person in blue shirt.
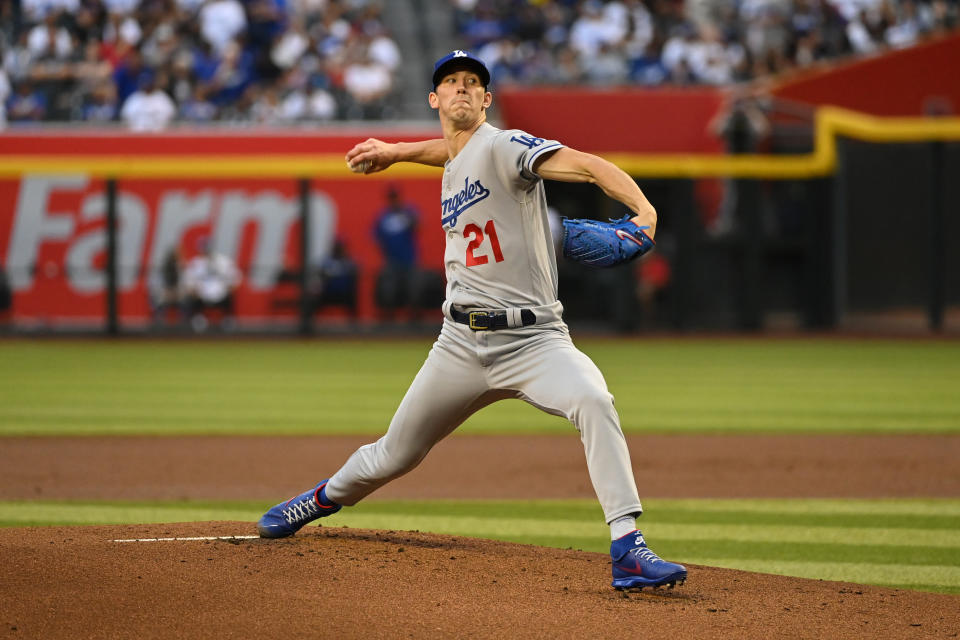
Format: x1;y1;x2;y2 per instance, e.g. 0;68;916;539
373;184;421;320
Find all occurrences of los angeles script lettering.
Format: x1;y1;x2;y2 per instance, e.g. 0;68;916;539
441;177;490;228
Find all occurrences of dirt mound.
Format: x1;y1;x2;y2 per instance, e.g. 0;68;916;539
2;522;956;639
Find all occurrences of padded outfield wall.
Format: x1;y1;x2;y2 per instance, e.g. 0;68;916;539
3;31;960;333
0;129;446;329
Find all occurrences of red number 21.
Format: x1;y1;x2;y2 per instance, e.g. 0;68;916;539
464;220;505;267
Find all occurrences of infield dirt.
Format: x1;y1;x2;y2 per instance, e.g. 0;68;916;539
2;434;959;639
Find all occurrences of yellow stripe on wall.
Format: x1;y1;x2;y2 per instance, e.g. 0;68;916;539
1;108;959;179
605;107;960;178
0;154;442;179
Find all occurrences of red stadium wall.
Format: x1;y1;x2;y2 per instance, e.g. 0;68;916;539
769;32;960;116
495;33;960;142
0;99;734;327
496;87;728;153
0;130;444;326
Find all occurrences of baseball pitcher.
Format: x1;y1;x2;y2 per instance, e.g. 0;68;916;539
257;50;686;591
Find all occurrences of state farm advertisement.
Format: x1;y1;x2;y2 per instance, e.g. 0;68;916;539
0;173;443;326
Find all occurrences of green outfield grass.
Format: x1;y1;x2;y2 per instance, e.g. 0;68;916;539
3;340;957;595
1;339;959;435
2;498;958;595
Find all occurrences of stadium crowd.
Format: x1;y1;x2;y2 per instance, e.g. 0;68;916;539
0;0;401;128
0;0;956;128
452;0;958;87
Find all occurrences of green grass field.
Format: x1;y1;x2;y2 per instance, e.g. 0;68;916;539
1;338;959;594
2;338;959;435
2;498;958;595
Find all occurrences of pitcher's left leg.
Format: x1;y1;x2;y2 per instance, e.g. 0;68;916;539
491;330;642;523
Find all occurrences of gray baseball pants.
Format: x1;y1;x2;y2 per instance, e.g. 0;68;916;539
325;320;643;523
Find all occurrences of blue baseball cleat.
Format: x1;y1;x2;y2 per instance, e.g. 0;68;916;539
611;530;687;590
257;479;341;538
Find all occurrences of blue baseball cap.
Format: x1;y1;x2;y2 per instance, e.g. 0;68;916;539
432;50;490;89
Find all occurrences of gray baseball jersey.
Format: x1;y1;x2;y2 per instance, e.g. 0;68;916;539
326;124;643;524
440;123;562;311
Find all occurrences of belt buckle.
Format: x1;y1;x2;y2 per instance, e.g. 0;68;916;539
468;311;489;330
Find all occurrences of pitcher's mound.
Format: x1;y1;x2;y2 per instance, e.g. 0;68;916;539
1;522;956;639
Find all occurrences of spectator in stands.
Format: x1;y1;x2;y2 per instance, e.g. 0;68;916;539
277;71;337;121
929;0;958;33
199;0;248;55
104;0;140;16
546;46;585;84
342;47;392;120
20;0;75;24
629;40;669;85
179;84;218;121
182;237;242;332
452;0;959;91
569;0;627;64
270;17;311;74
3;32;36;85
205;39;254;107
26;11;73;61
120;72;176;130
0;60;10;128
246;0;288;75
6;79;47;122
2;0;957;125
461;4;506;49
69;38;115;118
249;83;286;123
112;47;151;106
885;0;923;47
312;7;353;61
367;24;402;73
81;80;118;121
141;20;181;70
689;23;747;85
476;37;526;85
660;22;698;81
306;78;338;120
100;8;144;91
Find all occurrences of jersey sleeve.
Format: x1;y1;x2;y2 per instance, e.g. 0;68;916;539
491;129;565;192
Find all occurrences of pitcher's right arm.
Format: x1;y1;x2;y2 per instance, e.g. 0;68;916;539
345;138;447;173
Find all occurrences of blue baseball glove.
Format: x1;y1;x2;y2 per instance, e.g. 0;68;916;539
561;215;655;268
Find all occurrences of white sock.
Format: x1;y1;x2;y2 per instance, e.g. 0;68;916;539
610;515;637;541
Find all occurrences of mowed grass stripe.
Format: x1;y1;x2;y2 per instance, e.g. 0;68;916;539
1;498;958;594
4;497;959;525
4;506;956;573
0;502;263;527
679;558;960;591
7;503;954;554
657;498;960;517
329;498;960;519
654;511;960;530
650;524;960;549
2;339;959;435
651;539;958;567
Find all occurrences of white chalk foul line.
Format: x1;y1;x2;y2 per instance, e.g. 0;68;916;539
112;536;260;543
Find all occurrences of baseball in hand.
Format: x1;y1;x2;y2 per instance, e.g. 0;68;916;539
349;159;371;174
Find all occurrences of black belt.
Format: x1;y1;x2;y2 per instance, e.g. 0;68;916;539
450;308;537;331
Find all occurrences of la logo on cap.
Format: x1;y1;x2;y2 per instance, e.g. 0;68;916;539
453;50;467;57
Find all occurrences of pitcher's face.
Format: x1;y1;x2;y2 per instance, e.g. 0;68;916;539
429;70;491;125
